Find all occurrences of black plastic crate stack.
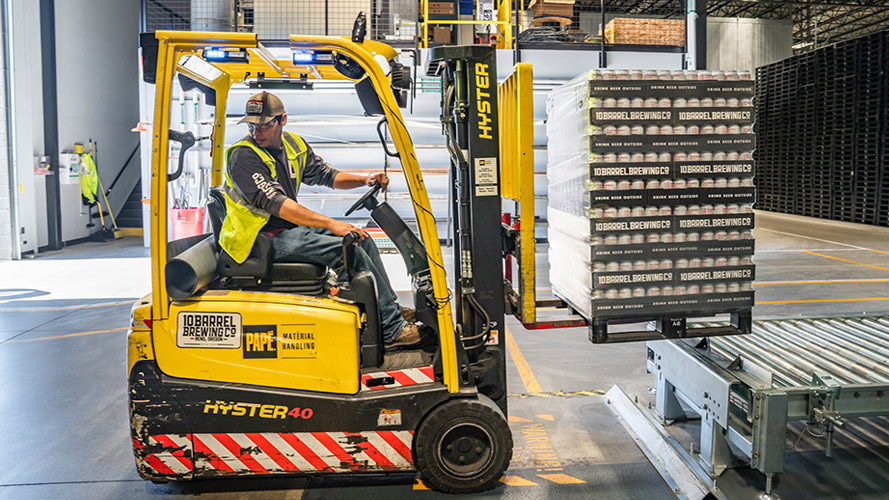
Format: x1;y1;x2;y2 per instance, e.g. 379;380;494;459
546;70;756;343
756;30;889;226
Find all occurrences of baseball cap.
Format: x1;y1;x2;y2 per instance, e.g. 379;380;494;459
238;91;285;125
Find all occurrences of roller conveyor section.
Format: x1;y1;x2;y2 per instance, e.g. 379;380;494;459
640;316;889;499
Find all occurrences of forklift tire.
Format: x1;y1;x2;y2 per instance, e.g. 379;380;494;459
414;396;512;494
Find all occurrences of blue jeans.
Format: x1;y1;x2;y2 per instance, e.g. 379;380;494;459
270;226;405;342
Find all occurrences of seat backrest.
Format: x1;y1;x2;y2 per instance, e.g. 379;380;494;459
207;187;226;249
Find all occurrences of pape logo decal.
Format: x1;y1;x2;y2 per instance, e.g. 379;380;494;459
243;325;277;358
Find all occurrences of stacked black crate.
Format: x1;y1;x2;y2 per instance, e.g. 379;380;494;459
797;52;819;218
774;59;798;214
832;39;859;223
881;31;889;227
756;29;889;227
813;45;836;220
855;32;884;225
546;70;756;338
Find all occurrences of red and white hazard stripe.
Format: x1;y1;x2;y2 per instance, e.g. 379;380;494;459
132;433;193;477
190;431;415;475
360;365;435;391
135;431;415;477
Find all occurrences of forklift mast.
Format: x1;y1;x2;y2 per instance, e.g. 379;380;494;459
430;46;507;413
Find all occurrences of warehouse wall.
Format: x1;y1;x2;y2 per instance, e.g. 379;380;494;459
707;17;792;73
53;0;140;242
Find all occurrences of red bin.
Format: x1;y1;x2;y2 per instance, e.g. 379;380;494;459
170;208;206;240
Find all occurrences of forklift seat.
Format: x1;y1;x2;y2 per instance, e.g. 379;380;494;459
206;188;328;292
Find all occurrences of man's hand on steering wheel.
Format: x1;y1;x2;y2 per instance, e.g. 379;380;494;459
366;173;389;191
328;219;368;240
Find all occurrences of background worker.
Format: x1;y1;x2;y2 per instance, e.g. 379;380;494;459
219;91;421;347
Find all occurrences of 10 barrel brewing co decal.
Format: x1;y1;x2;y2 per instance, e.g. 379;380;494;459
177;312;242;348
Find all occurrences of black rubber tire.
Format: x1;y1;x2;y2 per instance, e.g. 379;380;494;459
414;396;512;494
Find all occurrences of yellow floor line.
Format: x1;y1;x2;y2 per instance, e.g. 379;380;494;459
756;297;889;305
412;479;431;490
868;248;889;255
500;476;538;486
8;327;128;343
537;473;586;484
508;415;533;423
535;414;554;421
504;326;543;394
755;279;889;286
801;250;889;273
0;300;134;313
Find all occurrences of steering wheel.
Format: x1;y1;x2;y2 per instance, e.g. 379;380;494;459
344;182;382;216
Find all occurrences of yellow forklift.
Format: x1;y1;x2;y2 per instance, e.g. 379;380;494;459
129;19;513;493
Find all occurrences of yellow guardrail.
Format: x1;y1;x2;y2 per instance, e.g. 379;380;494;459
498;63;535;322
420;0;515;49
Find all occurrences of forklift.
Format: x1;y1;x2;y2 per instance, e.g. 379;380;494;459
129;22;512;493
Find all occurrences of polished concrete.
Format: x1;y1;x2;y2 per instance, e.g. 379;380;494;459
2;210;889;499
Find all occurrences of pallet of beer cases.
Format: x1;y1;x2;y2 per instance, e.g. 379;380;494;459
546;69;755;343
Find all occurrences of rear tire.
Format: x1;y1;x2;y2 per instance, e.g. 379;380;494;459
414;396;512;493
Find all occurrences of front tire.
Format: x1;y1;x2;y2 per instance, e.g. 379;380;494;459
414;396;512;493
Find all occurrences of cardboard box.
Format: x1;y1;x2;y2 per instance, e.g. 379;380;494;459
433;26;453;43
604;18;685;46
422;1;456;15
529;0;574;19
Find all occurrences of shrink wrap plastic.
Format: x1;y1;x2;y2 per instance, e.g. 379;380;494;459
546;69;756;320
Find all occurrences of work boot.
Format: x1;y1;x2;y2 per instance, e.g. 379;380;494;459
401;306;417;323
387;322;421;348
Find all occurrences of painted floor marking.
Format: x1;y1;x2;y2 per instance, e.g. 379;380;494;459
508;415;533;423
801;250;889;273
504;326;543;394
500;475;538;486
508;390;605;398
757;297;889;305
0;300;133;312
535;414;554;421
757;228;868;250
537;473;586;484
412;479;430;490
7;327;128;343
755;279;889;286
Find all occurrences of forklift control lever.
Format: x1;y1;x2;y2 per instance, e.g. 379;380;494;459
342;231;360;278
167;130;196;182
344;183;382;216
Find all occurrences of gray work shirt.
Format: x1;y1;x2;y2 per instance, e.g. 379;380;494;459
227;141;340;232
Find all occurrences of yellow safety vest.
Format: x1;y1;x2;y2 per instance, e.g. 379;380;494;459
219;132;308;263
80;153;99;204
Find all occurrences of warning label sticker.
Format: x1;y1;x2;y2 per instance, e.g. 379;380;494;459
177;312;242;348
474;157;498;197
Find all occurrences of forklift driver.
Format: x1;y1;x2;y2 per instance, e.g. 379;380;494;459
219;91;422;348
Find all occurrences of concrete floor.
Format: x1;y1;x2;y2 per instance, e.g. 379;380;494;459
1;210;889;499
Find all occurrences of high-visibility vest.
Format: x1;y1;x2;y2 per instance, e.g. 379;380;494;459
80;153;99;204
219;132;308;263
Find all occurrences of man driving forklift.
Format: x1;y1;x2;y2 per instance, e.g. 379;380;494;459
222;91;422;347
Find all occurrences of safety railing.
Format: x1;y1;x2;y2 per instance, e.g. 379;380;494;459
419;0;516;49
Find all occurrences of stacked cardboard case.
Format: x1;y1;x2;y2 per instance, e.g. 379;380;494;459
547;69;756;324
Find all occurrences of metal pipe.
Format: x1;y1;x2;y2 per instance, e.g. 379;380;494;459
710;340;800;387
755;322;870;383
764;322;889;383
747;326;857;384
2;0;20;260
794;320;889;370
716;334;817;386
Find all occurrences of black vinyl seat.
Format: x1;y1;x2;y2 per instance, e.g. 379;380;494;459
207;188;328;293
